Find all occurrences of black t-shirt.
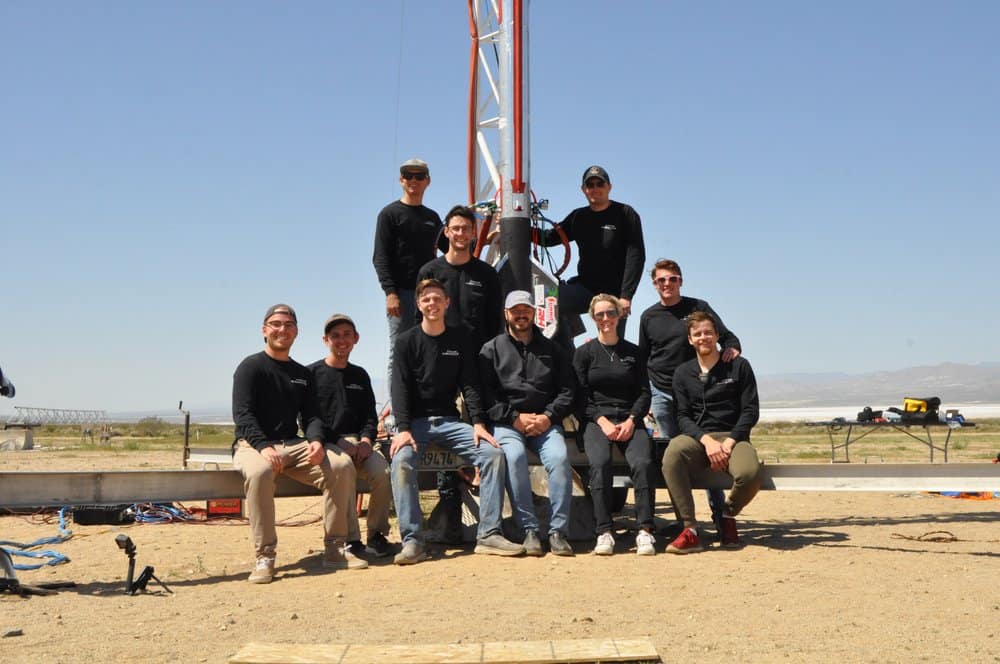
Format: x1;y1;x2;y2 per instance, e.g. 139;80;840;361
308;360;378;443
232;351;324;451
390;326;485;432
416;256;502;351
573;337;651;423
541;200;645;299
638;296;741;392
372;200;443;294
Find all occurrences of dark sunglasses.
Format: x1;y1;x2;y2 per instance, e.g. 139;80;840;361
402;172;428;181
654;275;681;285
584;179;607;189
593;310;619;320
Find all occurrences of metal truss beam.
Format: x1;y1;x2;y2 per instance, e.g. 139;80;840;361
6;406;109;427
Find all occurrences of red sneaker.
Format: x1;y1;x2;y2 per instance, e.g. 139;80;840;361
720;515;741;548
666;528;703;554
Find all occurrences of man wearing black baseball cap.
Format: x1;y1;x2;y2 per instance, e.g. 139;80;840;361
539;165;646;348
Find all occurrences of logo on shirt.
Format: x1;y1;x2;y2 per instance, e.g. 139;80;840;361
601;225;617;232
441;349;460;357
717;378;736;385
465;279;483;288
290;378;308;387
346;383;364;391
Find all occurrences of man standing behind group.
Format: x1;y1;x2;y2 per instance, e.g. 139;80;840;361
389;279;525;564
540;165;645;346
479;291;577;557
661;312;761;554
416;205;502;352
308;313;393;559
232;304;365;585
373;158;444;419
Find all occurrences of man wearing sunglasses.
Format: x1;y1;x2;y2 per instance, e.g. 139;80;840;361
372;158;446;426
538;165;646;347
638;258;742;544
232;304;365;584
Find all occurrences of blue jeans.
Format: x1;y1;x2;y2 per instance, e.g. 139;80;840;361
385;288;416;428
650;383;725;524
493;424;572;536
390;416;506;544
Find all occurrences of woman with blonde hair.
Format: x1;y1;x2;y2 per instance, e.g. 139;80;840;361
572;294;656;556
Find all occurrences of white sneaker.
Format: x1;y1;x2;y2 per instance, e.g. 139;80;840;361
593;531;614;556
636;529;656;556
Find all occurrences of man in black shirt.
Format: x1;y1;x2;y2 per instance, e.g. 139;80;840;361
540;165;645;346
416;205;503;541
232;304;365;584
308;313;393;559
661;312;761;554
416;205;502;352
372;158;444;423
638;258;742;532
389;279;525;564
479;291;577;556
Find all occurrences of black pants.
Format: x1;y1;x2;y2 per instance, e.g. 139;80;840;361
582;421;655;533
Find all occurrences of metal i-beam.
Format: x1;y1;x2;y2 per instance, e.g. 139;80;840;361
0;464;997;510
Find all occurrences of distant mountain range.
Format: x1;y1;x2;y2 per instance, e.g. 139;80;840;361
7;362;997;424
758;362;1000;408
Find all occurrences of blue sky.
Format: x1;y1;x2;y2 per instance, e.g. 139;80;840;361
2;1;998;416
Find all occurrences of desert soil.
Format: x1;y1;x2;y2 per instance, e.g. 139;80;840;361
1;449;998;663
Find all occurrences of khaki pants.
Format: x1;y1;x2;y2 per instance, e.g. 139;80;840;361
661;433;761;528
234;439;355;558
337;435;392;541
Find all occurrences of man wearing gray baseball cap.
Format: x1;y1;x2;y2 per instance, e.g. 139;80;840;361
478;290;578;556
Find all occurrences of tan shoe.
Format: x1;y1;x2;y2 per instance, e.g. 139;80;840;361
248;556;275;584
324;541;369;570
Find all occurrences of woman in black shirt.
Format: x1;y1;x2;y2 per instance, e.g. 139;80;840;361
572;294;656;556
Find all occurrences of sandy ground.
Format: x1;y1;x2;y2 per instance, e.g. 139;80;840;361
1;450;998;663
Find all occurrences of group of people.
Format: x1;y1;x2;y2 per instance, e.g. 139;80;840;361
229;158;763;583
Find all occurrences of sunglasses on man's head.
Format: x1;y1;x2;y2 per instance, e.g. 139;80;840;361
402;172;428;181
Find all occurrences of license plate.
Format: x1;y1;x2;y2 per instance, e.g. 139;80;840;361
419;449;460;469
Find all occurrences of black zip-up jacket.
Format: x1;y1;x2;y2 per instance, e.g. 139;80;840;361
307;360;378;443
372;200;444;295
638;296;741;393
232;351;325;451
539;200;645;300
415;256;502;351
478;328;576;425
673;355;759;443
573;337;651;424
391;325;485;432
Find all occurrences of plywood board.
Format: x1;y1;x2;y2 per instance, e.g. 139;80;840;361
231;638;660;664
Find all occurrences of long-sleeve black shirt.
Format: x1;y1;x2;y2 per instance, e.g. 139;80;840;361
232;351;325;451
673;355;759;443
478;329;576;425
415;256;502;351
540;200;645;300
638;296;741;393
573;338;651;424
391;325;485;432
307;360;378;442
372;200;444;295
